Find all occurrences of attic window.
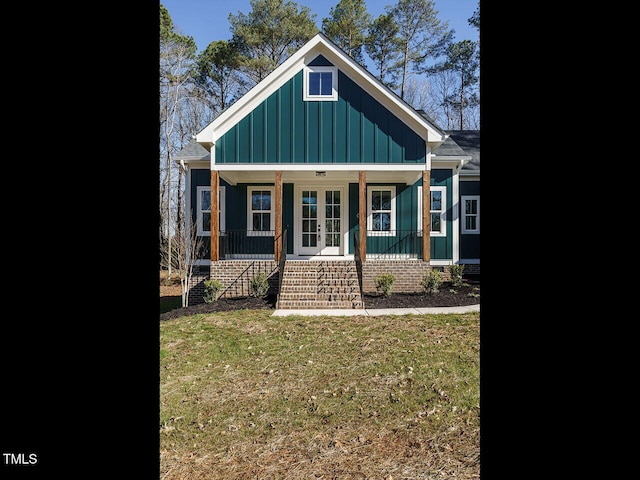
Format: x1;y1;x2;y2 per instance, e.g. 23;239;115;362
303;66;338;101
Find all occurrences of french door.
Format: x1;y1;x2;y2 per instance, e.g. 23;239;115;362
297;187;344;256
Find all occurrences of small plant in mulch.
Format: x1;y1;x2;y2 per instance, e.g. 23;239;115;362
249;272;270;299
203;279;224;303
374;272;396;297
449;264;466;287
421;269;443;295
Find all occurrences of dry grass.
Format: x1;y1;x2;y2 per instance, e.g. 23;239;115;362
160;310;480;479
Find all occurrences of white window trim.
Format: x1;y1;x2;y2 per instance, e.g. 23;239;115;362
197;185;225;236
417;185;446;237
303;66;338;101
247;187;275;237
367;186;396;237
461;195;480;234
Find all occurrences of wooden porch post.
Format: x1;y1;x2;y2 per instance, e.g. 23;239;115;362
210;170;219;261
359;171;366;261
422;170;430;262
274;170;282;262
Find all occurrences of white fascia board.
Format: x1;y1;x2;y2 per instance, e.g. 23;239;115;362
432;156;471;169
172;156;210;166
211;163;428;172
176;159;209;169
196;33;447;147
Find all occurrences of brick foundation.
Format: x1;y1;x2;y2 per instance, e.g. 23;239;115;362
189;259;479;305
362;261;466;294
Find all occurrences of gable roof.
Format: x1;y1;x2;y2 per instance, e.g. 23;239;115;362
195;32;447;150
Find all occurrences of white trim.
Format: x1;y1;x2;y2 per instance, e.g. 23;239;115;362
367;186;396;236
179;159;209;169
430;260;455;266
196;185;226;236
294;185;347;256
461;195;480;234
196;186;211;236
430;186;446;237
247;187;275;236
417;185;446;237
452;172;460;265
431;158;469;169
417;186;422;236
303;66;338;101
212;163;428;171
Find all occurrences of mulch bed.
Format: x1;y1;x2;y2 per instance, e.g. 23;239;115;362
160;277;479;321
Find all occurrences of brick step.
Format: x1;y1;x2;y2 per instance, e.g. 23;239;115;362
316;288;360;295
316;280;358;286
279;280;316;285
317;276;358;281
277;260;363;309
316;296;361;303
277;301;364;309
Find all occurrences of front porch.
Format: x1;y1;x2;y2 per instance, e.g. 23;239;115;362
208;167;433;263
195;166;454;308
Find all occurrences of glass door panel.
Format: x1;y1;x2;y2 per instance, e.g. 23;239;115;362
298;187;343;255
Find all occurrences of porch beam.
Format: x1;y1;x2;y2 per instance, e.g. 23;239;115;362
274;170;282;262
210;170;220;261
359;171;366;262
422;170;430;262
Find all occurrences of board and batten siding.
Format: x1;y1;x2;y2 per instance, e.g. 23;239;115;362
214;64;426;165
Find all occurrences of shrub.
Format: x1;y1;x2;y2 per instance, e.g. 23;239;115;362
421;269;443;295
203;279;224;303
449;264;465;287
374;273;396;297
250;272;270;298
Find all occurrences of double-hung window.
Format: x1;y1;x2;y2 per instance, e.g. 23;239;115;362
367;186;396;236
461;195;480;234
247;187;275;236
417;186;446;237
197;185;225;235
303;66;338;101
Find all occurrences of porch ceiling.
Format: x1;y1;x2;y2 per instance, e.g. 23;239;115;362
217;168;423;185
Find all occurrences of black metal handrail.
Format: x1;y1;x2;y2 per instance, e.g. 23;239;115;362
277;229;287;303
353;230;365;304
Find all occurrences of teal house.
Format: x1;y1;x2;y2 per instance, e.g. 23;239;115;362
175;33;479;309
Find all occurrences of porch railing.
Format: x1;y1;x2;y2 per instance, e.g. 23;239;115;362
363;229;423;259
217;229;422;259
219;230;275;259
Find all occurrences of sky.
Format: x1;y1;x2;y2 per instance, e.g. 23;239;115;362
161;0;479;54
